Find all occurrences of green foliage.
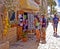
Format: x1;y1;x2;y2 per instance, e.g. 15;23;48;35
47;0;57;6
47;0;57;14
22;32;27;38
52;6;57;14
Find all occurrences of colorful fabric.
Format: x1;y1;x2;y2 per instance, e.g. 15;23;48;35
10;12;15;21
36;22;40;26
23;24;28;31
24;15;27;19
35;22;40;29
36;29;40;40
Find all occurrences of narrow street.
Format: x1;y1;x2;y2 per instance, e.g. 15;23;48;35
9;22;60;49
38;22;60;49
10;34;38;49
0;0;60;49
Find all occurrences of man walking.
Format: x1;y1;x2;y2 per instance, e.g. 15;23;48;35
53;14;59;37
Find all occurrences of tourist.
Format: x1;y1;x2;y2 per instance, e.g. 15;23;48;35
34;15;40;42
53;14;59;37
40;15;47;44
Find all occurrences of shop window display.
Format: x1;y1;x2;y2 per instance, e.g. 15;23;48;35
23;13;28;32
18;14;23;26
28;13;34;30
8;10;16;25
10;12;15;21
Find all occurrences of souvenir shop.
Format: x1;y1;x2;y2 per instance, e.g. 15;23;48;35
17;0;39;40
17;10;40;41
0;0;40;43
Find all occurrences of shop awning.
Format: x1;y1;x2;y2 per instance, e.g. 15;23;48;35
20;0;39;11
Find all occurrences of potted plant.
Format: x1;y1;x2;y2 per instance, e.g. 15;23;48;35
21;32;28;42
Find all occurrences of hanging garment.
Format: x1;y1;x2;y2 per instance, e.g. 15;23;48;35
10;12;15;21
36;29;40;41
42;18;46;27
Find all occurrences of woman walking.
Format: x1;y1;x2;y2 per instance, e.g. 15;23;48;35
40;15;47;44
34;16;40;42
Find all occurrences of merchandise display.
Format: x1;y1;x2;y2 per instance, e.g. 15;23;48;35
3;16;10;36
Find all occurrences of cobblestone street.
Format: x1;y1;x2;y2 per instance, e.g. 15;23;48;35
38;22;60;49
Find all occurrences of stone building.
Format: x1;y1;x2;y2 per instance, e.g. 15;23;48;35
0;0;17;44
0;1;4;43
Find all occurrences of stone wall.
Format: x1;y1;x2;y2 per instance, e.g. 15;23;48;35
2;27;17;44
7;27;17;44
0;14;17;44
0;15;4;43
0;41;9;49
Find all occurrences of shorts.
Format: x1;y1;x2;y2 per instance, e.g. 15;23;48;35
36;26;40;30
42;25;46;28
53;24;58;28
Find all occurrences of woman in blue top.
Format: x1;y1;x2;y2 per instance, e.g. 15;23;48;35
53;14;59;37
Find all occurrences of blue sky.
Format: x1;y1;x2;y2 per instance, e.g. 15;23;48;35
55;0;60;12
48;0;60;13
58;0;60;6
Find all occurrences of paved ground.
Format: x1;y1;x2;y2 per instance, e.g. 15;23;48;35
38;22;60;49
10;34;39;49
10;22;60;49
